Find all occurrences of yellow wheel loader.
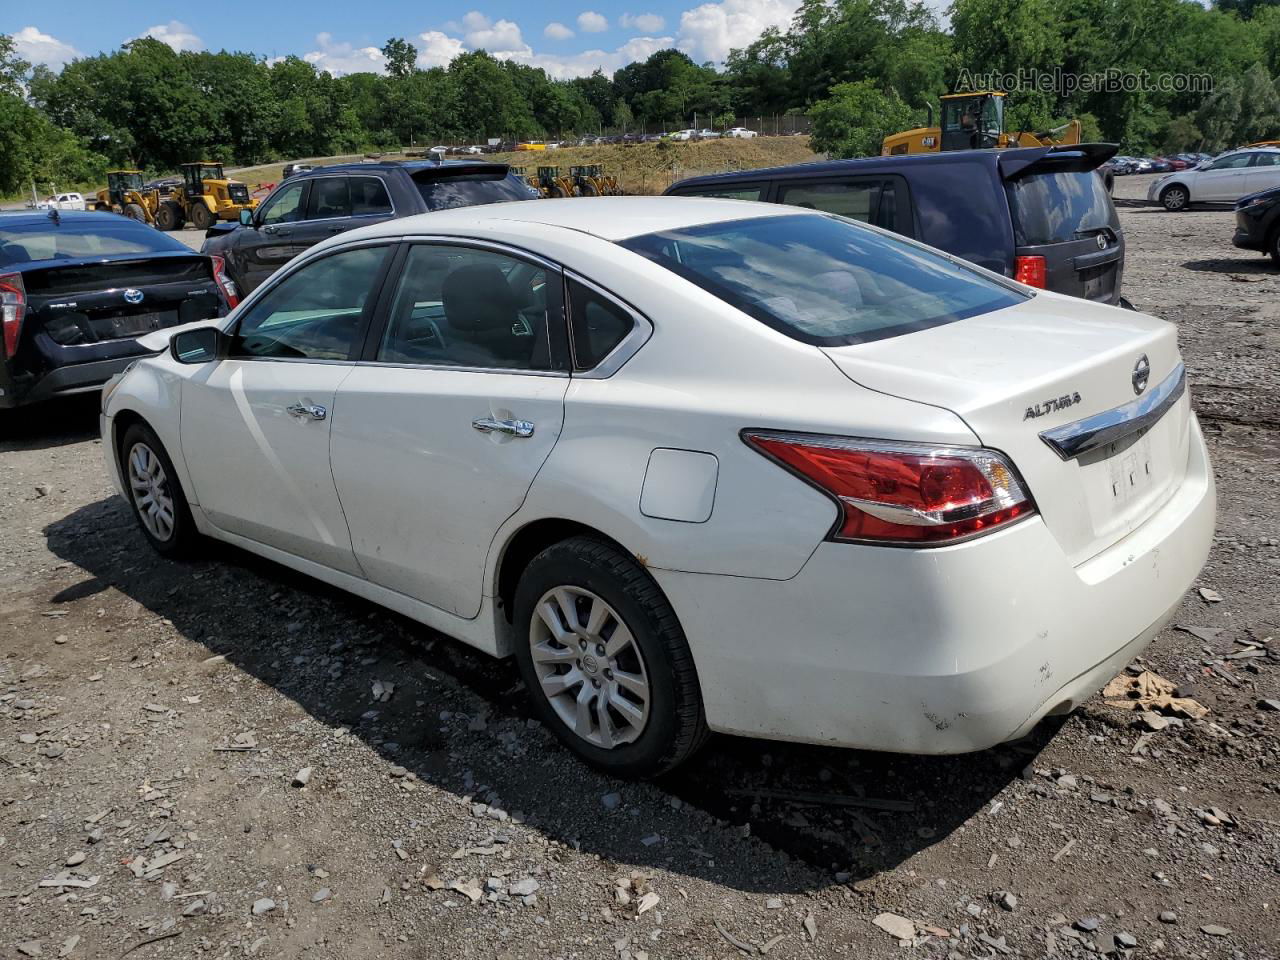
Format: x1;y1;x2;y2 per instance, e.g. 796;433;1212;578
537;166;577;198
881;92;1082;156
158;163;259;231
93;171;161;225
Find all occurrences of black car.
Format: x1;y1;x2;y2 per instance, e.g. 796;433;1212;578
0;210;233;410
203;159;537;295
1232;185;1280;263
665;143;1128;306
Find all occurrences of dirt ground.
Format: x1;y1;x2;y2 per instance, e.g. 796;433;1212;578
2;175;1278;960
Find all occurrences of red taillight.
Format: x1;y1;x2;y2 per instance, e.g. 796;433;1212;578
744;432;1035;545
0;272;26;358
210;255;239;308
1013;255;1046;289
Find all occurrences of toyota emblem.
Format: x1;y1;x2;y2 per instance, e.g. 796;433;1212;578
123;288;144;305
1132;354;1150;395
1096;234;1107;250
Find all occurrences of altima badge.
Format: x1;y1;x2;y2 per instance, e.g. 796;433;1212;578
1023;392;1083;421
1132;354;1150;395
123;288;144;305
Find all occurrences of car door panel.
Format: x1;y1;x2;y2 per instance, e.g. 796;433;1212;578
238;180;309;292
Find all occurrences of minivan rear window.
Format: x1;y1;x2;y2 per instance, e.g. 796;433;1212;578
412;171;534;211
621;213;1027;346
1006;170;1116;246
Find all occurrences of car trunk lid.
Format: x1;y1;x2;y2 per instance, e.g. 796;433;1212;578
821;294;1191;564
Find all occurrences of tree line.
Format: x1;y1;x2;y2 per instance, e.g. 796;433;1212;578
3;0;1280;195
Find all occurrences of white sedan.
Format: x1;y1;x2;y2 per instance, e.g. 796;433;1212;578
722;127;758;139
101;197;1215;777
1148;147;1280;210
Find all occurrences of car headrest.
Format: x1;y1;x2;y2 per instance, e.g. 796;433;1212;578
442;263;521;332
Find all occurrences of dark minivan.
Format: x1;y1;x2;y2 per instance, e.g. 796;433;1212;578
665;143;1127;305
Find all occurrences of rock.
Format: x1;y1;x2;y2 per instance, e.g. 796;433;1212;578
1159;911;1178;924
34;484;51;498
58;935;79;957
872;913;917;941
508;878;539;897
292;766;313;787
601;792;622;810
636;892;660;914
54;635;67;645
993;891;1017;911
19;733;38;744
1115;932;1138;949
183;899;207;916
1139;711;1171;731
803;913;818;942
1057;774;1078;789
252;897;276;915
1152;798;1175;818
766;898;783;910
1198;587;1222;603
1200;924;1231;937
311;888;331;903
64;851;86;867
966;903;983;917
17;942;43;957
1074;917;1100;933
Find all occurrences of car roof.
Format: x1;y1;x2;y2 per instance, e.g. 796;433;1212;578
294;158;509;177
345;195;806;242
0;210;134;226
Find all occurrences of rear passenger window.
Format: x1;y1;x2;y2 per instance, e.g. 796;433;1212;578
567;278;634;370
779;181;878;221
350;177;392;215
678;185;764;201
307;178;350;219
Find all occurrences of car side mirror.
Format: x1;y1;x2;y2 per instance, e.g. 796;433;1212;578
239;208;254;227
171;326;227;364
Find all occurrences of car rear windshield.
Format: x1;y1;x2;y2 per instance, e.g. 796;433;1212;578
412;171;533;211
620;213;1027;346
1006;169;1117;246
0;218;187;267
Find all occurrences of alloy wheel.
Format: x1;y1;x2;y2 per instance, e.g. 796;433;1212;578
528;585;651;749
127;442;176;542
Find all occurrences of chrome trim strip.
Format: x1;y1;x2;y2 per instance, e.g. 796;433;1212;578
1039;362;1186;461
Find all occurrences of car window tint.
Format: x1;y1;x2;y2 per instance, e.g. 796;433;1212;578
307;178;350;219
232;246;387;360
677;185;764;201
412;171;535;211
1006;170;1117;245
259;181;306;225
1208;154;1252;170
622;213;1027;346
350;177;392;215
778;181;879;223
567;278;634;370
378;244;556;371
0;219;187;266
1251;153;1280;167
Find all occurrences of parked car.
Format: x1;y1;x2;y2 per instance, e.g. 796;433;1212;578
0;210;233;410
35;192;86;211
282;163;315;180
667;143;1129;306
1148;147;1280;210
1148;157;1173;173
694;129;720;140
722;127;757;139
103;196;1214;777
201;159;537;295
1231;185;1280;264
668;129;697;141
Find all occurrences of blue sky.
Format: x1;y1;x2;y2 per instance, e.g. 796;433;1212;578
2;0;832;79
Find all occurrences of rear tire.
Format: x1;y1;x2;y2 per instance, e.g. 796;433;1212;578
189;202;213;231
1160;184;1189;211
580;182;600;197
123;203;147;222
1269;226;1280;266
550;185;570;198
512;536;708;778
156;202;183;231
119;422;200;560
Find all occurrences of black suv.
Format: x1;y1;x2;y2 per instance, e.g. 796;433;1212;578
1232;185;1280;264
204;159;538;294
666;143;1127;306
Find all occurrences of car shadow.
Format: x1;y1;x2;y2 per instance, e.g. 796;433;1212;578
43;496;1047;894
0;393;102;451
1182;257;1277;275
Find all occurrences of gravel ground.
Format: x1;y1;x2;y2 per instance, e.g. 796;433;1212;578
2;175;1278;960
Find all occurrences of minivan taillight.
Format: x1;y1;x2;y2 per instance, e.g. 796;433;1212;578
744;432;1035;545
1014;255;1046;288
209;255;239;308
0;272;26;358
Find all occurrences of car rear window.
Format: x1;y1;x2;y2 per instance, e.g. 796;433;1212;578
620;213;1027;346
1006;170;1117;246
0;218;187;267
412;171;534;211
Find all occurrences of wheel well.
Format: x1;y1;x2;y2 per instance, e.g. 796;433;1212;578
110;409;147;461
495;519;631;624
1160;181;1187;200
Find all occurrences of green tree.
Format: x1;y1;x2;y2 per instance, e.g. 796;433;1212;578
381;37;416;79
809;80;917;157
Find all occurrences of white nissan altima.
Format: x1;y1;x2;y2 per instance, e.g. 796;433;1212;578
101;197;1215;777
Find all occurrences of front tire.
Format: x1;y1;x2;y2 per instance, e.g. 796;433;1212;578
189;202;213;231
513;537;708;778
1161;184;1189;211
119;422;200;559
1269;226;1280;266
156;202;183;231
123;203;147;222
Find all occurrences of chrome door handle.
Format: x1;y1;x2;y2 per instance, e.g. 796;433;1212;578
472;417;534;438
287;402;327;421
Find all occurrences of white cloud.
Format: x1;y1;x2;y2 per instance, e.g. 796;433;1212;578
302;32;386;75
417;30;465;68
576;11;609;32
676;0;798;63
128;20;204;53
460;12;526;53
10;26;80;69
502;35;674;80
544;22;575;40
621;12;666;32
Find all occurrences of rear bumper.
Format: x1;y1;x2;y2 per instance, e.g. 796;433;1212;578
1231;220;1266;251
653;417;1215;753
0;352;146;409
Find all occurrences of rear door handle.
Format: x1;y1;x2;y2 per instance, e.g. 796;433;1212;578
287;402;327;421
472;417;534;438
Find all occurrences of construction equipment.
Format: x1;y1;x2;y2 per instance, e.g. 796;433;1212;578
157;163;258;231
882;92;1082;156
569;165;624;197
93;171;161;224
536;166;577;198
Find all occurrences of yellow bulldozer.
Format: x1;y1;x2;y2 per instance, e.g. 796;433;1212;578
882;91;1082;156
93;171;162;224
156;162;259;231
